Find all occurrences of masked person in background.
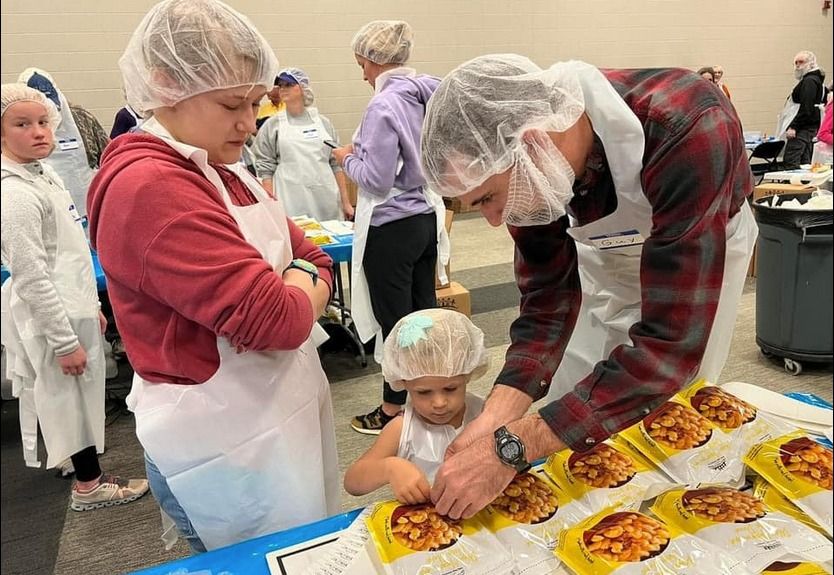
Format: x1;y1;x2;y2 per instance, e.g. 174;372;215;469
332;20;449;435
87;0;339;552
253;67;352;221
256;75;285;130
778;51;827;168
420;55;757;519
18;68;97;220
713;65;731;100
1;83;149;511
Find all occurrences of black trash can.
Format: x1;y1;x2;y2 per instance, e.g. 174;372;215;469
751;193;833;375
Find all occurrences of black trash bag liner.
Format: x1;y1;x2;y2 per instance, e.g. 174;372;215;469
752;193;832;230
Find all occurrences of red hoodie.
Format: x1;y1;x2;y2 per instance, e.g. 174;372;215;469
88;133;333;385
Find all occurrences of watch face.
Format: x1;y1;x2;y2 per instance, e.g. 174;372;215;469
501;441;522;461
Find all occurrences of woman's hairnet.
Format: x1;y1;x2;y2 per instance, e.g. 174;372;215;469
119;0;280;115
351;20;413;65
421;54;585;197
383;308;488;391
279;67;315;106
1;83;61;131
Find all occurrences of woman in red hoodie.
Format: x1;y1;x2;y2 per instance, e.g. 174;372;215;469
87;0;339;552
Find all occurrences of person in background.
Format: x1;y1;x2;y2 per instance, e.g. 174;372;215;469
1;83;149;512
713;65;731;100
110;102;145;138
256;75;285;130
332;20;449;435
67;104;110;169
87;0;339;553
17;68;97;218
778;50;826;168
420;55;756;519
344;309;487;503
812;84;833;166
697;66;716;83
253;67;352;221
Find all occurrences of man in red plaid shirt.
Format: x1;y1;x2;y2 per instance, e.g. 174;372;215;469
420;55;757;519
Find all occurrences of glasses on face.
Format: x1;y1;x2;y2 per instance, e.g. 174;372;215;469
795;59;807;67
276;81;297;89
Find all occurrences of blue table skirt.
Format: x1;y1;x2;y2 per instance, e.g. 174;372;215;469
1;250;107;293
319;233;353;264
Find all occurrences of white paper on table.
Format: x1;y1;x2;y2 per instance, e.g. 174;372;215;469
265;531;344;575
319;220;354;236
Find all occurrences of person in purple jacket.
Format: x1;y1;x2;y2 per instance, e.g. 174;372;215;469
332;20;448;435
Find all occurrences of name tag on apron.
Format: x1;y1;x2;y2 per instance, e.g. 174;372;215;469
57;139;80;151
302;128;319;139
68;203;84;224
588;229;645;250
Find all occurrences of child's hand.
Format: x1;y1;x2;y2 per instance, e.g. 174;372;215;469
386;458;431;505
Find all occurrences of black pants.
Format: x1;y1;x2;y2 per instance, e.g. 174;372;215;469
363;212;438;405
783;127;816;168
70;445;101;482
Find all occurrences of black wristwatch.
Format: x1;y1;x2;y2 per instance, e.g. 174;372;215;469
494;426;531;474
285;258;319;286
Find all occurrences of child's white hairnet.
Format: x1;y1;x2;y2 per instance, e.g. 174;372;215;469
278;67;315;106
1;83;61;131
351;20;413;65
119;0;280;115
383;308;489;391
421;54;585;198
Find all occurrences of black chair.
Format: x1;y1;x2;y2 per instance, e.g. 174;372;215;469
749;140;786;184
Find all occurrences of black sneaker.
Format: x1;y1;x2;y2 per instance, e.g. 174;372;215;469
351;405;400;435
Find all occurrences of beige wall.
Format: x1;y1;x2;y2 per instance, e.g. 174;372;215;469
2;0;832;142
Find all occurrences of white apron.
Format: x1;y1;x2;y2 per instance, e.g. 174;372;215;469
273;108;341;221
0;160;104;469
776;97;801;140
43;90;95;220
397;393;484;482
546;63;758;403
350;70;450;363
127;119;339;551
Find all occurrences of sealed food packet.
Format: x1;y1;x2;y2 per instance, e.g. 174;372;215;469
744;432;833;536
754;476;831;538
651;486;832;573
542;437;673;514
366;501;513;575
761;560;833;574
478;470;588;575
619;396;744;485
555;507;751;574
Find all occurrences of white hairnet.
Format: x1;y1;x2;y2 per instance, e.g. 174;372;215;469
421;54;585;199
278;67;314;106
119;0;280;115
1;83;61;131
351;20;413;65
383;308;489;391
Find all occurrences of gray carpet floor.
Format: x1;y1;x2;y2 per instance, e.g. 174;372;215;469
1;212;831;575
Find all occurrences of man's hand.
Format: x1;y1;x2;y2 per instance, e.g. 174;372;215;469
98;311;107;334
431;432;516;519
58;346;88;376
332;144;354;166
386;458;431;505
342;203;355;221
786;128;797;139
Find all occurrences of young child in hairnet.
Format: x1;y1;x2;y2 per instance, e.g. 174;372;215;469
344;308;487;504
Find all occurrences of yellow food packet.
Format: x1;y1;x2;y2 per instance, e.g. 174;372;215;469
761;561;832;574
478;470;587;575
555;507;744;574
744;432;833;536
753;476;830;537
619;395;743;486
651;486;832;573
366;500;513;575
542;437;673;514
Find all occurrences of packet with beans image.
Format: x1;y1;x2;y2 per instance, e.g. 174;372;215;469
555;507;750;574
619;396;744;485
744;432;833;536
542;437;673;514
478;470;588;575
753;476;831;537
365;500;514;575
651;486;832;573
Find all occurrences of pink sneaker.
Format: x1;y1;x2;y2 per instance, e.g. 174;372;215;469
71;474;149;511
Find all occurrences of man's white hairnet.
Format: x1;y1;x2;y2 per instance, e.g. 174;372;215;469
119;0;280;115
796;51;819;71
421;54;585;198
1;83;61;131
383;308;488;391
278;67;315;106
351;20;413;65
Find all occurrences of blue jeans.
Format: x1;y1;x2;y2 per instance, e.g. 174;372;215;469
144;452;207;554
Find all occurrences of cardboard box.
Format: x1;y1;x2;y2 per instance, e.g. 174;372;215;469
747;183;815;277
346;178;358;207
443;196;480;214
435;209;454;289
435;281;471;317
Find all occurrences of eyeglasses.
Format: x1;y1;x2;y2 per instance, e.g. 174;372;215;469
276;81;297;88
